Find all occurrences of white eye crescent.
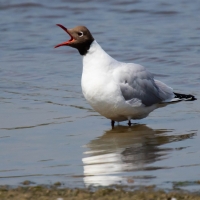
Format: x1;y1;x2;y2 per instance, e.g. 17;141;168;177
78;31;83;37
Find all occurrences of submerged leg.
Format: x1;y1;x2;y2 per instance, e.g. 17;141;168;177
128;120;131;127
111;120;115;128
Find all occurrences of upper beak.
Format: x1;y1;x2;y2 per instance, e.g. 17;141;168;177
54;24;74;48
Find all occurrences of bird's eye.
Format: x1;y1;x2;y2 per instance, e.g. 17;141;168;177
78;31;83;37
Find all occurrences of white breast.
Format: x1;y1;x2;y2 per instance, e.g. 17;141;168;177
82;69;125;120
81;41;126;120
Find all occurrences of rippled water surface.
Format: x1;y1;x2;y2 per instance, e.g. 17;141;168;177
0;0;200;191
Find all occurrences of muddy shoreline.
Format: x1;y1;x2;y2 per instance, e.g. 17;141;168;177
1;184;200;200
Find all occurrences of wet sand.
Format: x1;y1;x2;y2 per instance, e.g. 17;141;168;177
1;185;200;200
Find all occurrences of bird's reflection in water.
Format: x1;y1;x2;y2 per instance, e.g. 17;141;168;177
82;124;195;187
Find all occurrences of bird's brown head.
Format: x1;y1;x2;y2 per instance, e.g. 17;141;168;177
55;24;94;55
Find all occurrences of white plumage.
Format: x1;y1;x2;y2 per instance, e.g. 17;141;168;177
82;41;176;122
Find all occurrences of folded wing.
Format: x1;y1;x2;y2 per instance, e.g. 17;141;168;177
113;63;174;106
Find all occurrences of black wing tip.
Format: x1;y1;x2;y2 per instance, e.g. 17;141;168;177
174;92;197;101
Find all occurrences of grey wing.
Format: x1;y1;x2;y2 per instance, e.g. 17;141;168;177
114;63;173;106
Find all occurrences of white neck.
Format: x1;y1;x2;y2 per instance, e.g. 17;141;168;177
82;40;118;73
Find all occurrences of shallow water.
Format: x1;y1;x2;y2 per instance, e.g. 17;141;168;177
0;0;200;191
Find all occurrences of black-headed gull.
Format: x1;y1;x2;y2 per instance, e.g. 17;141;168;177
55;24;196;127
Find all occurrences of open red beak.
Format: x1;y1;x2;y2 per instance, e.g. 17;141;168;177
54;24;74;48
